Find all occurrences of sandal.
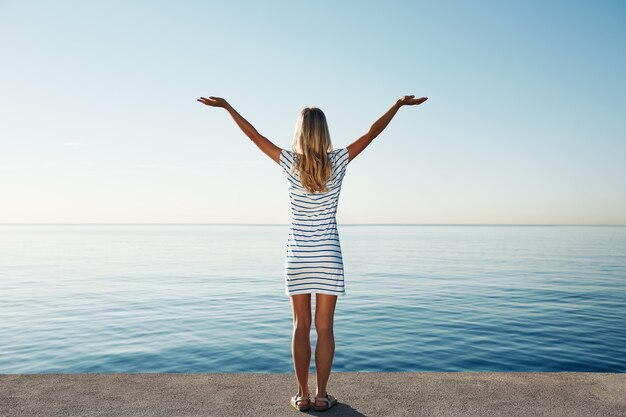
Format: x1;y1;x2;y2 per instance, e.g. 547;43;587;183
290;393;311;411
311;393;338;412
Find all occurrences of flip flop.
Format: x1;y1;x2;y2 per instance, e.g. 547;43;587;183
290;393;311;411
311;393;338;411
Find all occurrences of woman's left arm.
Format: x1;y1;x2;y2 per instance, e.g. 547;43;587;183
197;96;281;164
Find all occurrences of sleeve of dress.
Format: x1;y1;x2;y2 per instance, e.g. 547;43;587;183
279;148;294;175
336;147;350;173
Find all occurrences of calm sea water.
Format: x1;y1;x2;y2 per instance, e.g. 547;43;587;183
1;224;625;373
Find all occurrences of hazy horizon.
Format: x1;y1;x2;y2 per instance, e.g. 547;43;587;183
1;223;625;227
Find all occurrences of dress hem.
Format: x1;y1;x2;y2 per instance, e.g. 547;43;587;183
286;289;346;297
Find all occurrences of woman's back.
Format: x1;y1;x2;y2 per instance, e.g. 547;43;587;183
280;148;350;217
279;147;350;297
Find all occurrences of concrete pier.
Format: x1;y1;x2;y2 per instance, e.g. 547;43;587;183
1;371;625;416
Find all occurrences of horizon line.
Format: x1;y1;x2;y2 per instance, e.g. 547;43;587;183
1;223;625;227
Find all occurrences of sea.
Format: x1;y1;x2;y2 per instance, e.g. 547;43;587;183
1;224;625;373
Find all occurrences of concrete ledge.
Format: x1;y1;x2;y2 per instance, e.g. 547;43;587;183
1;372;625;417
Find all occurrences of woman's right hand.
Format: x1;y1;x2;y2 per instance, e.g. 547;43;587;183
398;95;428;106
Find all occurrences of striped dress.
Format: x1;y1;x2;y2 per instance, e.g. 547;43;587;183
279;147;350;297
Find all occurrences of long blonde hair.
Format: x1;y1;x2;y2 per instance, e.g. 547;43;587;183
290;107;333;194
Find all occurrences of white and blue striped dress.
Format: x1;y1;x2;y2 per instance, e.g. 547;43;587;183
279;147;350;297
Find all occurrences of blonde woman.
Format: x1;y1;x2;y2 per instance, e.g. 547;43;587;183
197;94;428;411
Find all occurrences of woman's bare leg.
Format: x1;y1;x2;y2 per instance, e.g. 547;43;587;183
290;294;312;399
314;293;337;404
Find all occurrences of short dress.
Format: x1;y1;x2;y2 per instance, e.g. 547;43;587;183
278;147;350;297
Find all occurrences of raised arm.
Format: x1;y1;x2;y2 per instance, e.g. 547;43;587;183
197;96;281;164
346;95;428;163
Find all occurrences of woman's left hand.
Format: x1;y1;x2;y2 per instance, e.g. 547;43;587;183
197;96;229;108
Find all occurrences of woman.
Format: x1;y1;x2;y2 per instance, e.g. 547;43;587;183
197;94;428;411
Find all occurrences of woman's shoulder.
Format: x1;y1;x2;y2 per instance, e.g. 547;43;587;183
330;147;349;160
281;148;297;160
281;149;301;157
330;148;347;157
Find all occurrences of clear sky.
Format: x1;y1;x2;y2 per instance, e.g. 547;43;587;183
1;1;625;225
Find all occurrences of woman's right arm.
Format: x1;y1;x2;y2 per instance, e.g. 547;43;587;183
346;95;428;163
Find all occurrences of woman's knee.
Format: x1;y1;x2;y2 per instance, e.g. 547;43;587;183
315;322;334;335
293;318;312;333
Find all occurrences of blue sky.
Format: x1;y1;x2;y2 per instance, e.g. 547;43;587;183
1;1;625;224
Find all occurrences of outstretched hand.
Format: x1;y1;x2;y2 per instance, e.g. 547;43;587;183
398;95;428;106
197;96;228;108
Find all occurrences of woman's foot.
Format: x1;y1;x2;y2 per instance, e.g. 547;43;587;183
290;393;310;411
312;392;338;411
